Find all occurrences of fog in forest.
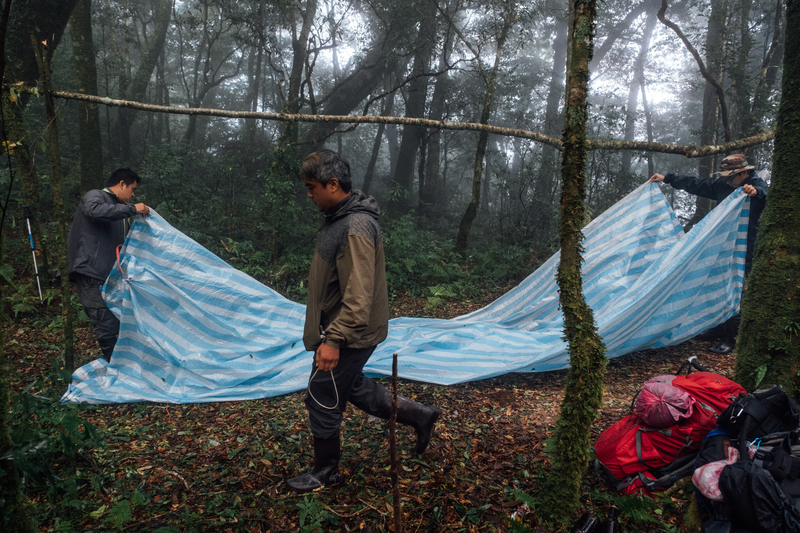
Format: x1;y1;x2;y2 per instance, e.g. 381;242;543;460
3;0;783;299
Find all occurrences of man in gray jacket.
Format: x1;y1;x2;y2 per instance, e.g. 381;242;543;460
67;169;150;361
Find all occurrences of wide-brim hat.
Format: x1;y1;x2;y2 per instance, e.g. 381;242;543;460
718;153;755;177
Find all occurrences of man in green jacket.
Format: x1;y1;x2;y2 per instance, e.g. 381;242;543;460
287;150;440;492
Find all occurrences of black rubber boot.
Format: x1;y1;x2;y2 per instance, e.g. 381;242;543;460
286;435;340;492
98;336;117;362
396;396;441;454
709;338;736;354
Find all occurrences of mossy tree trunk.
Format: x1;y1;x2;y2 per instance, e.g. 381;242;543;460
538;0;607;527
735;0;800;394
33;38;75;371
2;97;50;288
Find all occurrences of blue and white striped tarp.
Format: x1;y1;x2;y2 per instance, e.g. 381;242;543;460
63;182;748;404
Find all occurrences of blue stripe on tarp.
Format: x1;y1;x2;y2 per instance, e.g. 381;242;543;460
62;182;748;404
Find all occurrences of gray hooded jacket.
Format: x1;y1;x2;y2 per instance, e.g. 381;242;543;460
67;189;136;281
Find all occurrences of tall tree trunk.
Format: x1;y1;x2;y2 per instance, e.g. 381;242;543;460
244;39;263;163
158;47;171;145
535;11;568;242
385;73;402;183
539;0;606;526
3;0;77;288
733;0;754;140
747;0;784;160
70;0;104;190
640;78;655;176
621;5;657;173
306;0;415;150
390;0;437;214
32;38;74;371
3;100;49;287
686;0;727;231
423;22;454;215
588;0;650;72
735;0;800;394
276;0;316;149
363;90;394;196
118;0;170;161
454;13;512;257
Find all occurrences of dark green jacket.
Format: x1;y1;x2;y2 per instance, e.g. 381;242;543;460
303;191;389;352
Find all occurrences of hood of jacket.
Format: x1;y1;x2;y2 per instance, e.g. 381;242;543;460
323;190;380;224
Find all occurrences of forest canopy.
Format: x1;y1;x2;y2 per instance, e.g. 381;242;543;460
1;0;784;299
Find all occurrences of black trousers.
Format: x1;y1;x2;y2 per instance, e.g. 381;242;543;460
304;345;390;439
74;273;119;360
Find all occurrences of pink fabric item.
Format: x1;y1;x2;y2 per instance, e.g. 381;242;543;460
635;381;696;427
692;446;740;501
646;375;677;384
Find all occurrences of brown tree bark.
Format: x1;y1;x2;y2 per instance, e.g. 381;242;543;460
70;0;104;190
32;37;75;371
276;0;317;149
390;0;437;214
621;5;658;173
686;0;727;231
733;0;754;141
362;90;394;196
117;0;171;162
2;100;50;287
305;0;416;150
422;20;455;215
454;8;513;257
747;0;784;158
1;1;77;530
532;11;568;243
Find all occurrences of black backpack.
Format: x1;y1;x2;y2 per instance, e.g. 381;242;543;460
695;386;800;533
717;385;800;457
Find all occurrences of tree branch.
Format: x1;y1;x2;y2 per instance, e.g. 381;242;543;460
46;88;775;157
657;0;731;142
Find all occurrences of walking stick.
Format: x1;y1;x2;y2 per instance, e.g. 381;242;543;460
23;205;43;302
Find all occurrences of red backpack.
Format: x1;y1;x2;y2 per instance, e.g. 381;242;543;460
594;372;745;495
670;372;746;418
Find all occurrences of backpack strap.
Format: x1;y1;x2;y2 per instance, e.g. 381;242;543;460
641;459;698;491
595;459;635;492
696;400;718;417
636;426;696;468
727;395;772;428
753;432;800;481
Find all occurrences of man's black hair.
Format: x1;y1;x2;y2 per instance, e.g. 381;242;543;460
106;168;141;188
300;150;352;193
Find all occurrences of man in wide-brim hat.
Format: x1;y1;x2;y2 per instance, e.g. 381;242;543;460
648;153;768;354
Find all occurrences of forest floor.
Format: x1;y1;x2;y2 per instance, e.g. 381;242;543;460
5;293;737;533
